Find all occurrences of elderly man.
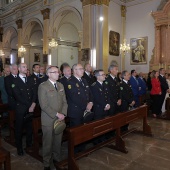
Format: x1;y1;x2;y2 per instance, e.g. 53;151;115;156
4;64;18;110
38;66;67;170
12;63;37;156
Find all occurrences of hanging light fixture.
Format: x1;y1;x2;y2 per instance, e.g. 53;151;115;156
18;45;26;53
49;0;58;48
120;39;130;53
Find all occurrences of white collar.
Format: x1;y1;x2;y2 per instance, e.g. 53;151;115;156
85;71;90;76
123;79;128;84
110;74;115;80
97;80;103;85
74;76;82;81
49;79;57;86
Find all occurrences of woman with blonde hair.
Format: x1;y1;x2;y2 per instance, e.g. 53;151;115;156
150;70;162;118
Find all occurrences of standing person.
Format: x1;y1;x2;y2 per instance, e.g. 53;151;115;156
83;63;96;85
38;66;67;170
39;66;48;84
91;69;110;120
105;64;121;115
4;64;18;110
12;63;37;156
159;68;169;115
129;70;140;107
120;70;135;131
66;64;93;127
31;64;40;85
150;70;162;118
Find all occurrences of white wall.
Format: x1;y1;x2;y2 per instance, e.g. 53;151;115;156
125;0;161;73
108;1;122;69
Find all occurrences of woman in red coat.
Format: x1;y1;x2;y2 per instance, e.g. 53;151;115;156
150;70;162;118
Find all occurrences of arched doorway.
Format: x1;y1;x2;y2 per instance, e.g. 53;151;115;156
50;6;82;68
23;18;43;71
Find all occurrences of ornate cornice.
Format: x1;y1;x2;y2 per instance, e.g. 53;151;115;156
41;8;50;20
81;0;110;6
16;19;23;29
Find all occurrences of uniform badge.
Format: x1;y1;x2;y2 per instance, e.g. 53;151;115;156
34;78;36;81
11;84;15;88
76;83;79;87
120;87;123;90
99;88;102;91
105;81;108;84
68;85;71;89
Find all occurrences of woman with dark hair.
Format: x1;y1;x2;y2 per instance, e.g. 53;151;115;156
117;72;122;82
146;72;152;91
150;70;162;118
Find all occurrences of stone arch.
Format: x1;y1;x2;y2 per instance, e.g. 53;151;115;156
22;18;43;44
3;26;18;49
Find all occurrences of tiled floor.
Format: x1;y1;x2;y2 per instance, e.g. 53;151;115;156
2;117;170;170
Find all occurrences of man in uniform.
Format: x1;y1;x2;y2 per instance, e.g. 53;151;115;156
91;69;110;120
38;66;67;170
39;66;48;84
65;63;93;127
4;64;18;110
120;70;135;131
31;64;40;85
83;63;95;86
105;64;121;115
12;63;37;156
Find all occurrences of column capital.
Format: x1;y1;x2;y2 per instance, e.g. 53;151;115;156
156;25;161;30
16;19;23;29
41;8;50;20
121;5;126;17
81;0;110;6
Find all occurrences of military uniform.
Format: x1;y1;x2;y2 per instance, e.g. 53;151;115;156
105;75;121;115
120;80;134;112
12;75;37;153
90;81;110;120
4;74;17;110
83;72;96;86
59;76;72;90
38;80;67;167
65;76;93;127
39;74;48;84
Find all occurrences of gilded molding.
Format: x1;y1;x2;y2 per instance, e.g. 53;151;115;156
16;19;23;29
121;5;126;17
41;8;50;20
81;0;110;6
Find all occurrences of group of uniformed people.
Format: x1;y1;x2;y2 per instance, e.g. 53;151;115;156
0;62;138;170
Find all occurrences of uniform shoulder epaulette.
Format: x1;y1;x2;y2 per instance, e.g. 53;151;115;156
91;82;96;86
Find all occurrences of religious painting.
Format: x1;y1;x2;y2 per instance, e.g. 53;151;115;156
109;31;120;56
43;54;48;64
5;57;10;65
81;49;90;61
130;37;148;65
34;53;40;62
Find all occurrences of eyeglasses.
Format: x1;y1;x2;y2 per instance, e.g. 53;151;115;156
98;74;106;76
76;68;84;71
49;71;58;74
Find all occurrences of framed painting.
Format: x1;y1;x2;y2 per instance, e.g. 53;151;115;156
81;49;90;61
5;57;10;65
34;53;40;62
130;37;148;65
109;31;120;56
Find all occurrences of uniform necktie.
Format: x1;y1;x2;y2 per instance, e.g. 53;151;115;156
79;78;84;86
23;77;27;83
54;83;58;91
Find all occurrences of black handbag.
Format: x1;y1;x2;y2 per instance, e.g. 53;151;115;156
83;110;94;123
24;112;34;122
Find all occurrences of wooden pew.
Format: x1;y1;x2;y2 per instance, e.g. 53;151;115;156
56;105;152;170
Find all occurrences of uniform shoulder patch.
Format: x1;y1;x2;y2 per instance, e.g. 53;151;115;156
120;87;123;90
105;81;108;84
11;84;15;88
91;82;96;86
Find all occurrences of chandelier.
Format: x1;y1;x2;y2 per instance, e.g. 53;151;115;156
120;39;130;53
49;38;58;48
0;50;5;56
18;45;26;53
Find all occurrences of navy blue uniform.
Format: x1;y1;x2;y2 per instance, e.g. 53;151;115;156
83;72;96;86
12;76;37;151
105;75;121;115
90;81;110;120
65;76;93;127
4;74;17;110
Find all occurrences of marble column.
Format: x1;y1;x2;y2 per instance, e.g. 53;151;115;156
81;0;110;72
41;8;50;55
16;19;23;58
154;26;161;64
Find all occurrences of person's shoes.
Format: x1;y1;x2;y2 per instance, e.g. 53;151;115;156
17;148;24;156
44;167;50;170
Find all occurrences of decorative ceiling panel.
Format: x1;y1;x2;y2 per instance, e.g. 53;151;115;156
112;0;155;6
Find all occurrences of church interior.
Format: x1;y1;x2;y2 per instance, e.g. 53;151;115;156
1;0;170;170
